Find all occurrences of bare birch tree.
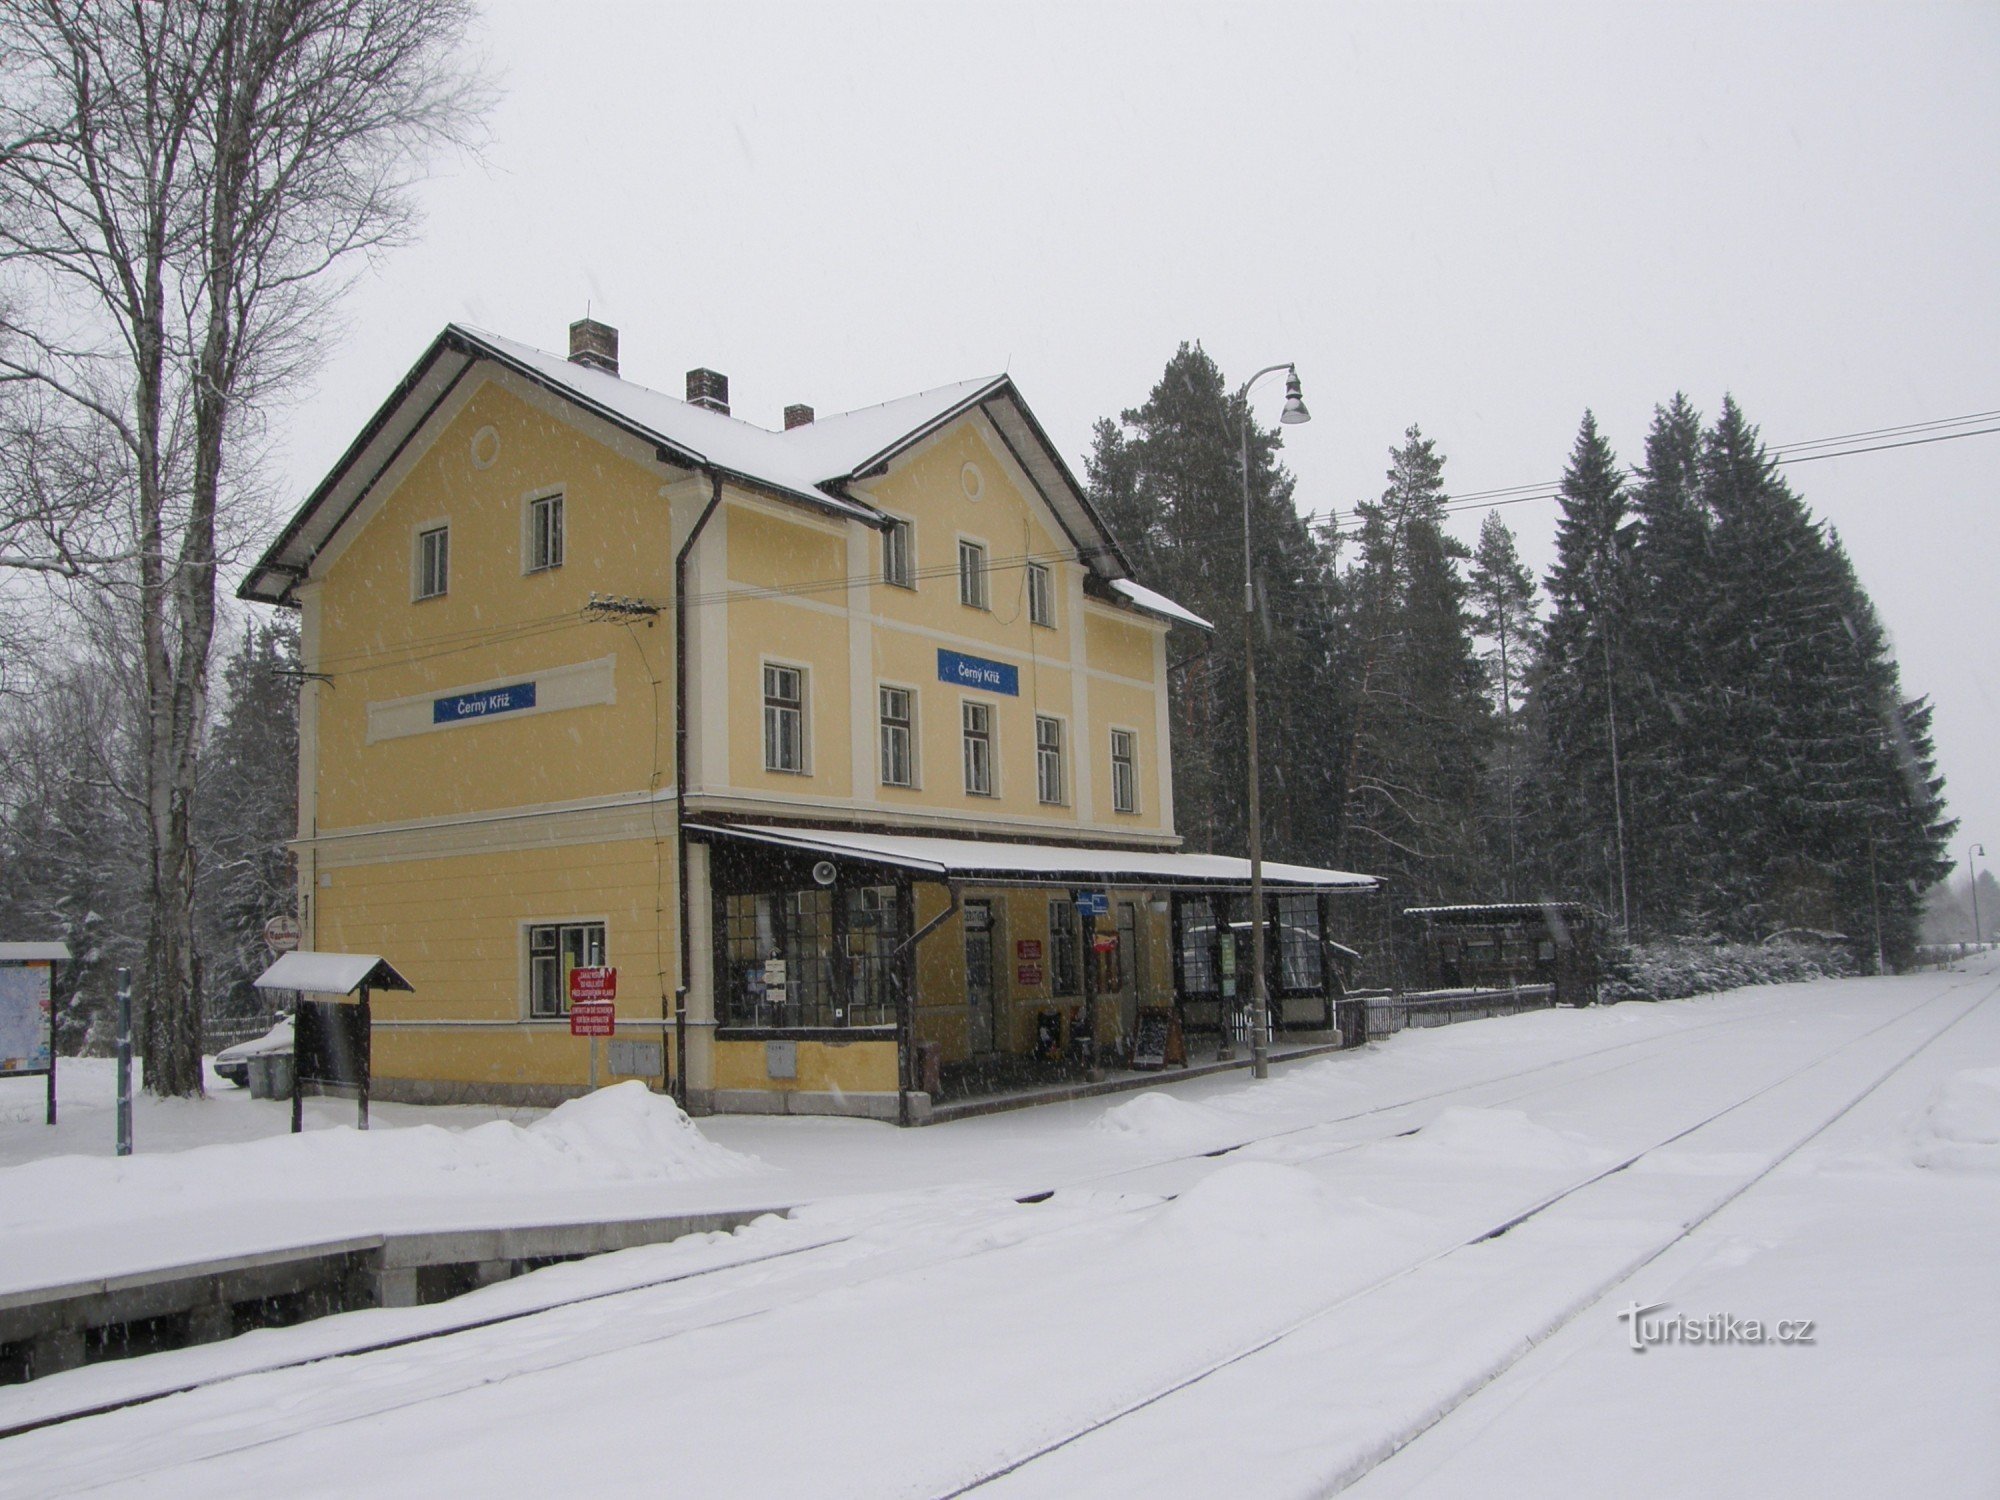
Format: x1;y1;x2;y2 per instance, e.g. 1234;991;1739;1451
0;0;489;1094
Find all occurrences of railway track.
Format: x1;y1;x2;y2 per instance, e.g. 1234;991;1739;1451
3;977;1981;1497
939;974;1997;1497
0;988;1804;1444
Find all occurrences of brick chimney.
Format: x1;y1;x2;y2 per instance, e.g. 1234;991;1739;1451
686;367;729;416
568;317;618;376
784;403;815;430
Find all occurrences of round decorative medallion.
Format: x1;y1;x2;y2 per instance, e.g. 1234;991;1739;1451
469;425;501;470
960;461;985;502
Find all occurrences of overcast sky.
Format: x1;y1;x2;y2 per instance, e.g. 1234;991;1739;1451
269;0;2000;874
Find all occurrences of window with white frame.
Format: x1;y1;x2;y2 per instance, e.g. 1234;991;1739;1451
416;524;449;600
879;685;914;787
528;920;605;1017
1035;715;1065;805
527;492;564;573
883;518;913;589
962;700;994;795
763;664;806;773
1027;562;1055;627
1110;728;1138;813
958;540;989;609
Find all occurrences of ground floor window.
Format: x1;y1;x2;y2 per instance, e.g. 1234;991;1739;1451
1277;893;1324;990
1049;899;1079;996
528;920;605;1017
718;883;903;1029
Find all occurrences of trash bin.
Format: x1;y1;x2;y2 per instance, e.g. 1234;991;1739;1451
248;1051;295;1100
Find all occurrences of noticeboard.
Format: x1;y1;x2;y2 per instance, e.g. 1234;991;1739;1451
0;962;54;1076
1132;1007;1178;1071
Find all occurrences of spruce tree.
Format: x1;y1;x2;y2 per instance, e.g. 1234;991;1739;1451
1468;513;1538;897
1529;411;1639;925
1085;345;1342;863
1624;394;1714;930
1338;427;1491;902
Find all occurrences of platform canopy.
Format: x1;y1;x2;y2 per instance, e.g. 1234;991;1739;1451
254;951;414;997
688;823;1378;893
0;943;71;962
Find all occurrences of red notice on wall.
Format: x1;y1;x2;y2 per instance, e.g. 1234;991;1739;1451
568;966;617;1005
569;1000;616;1037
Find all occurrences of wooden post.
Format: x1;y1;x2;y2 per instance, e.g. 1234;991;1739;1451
357;984;371;1131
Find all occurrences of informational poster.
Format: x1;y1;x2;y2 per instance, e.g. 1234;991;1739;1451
0;963;54;1075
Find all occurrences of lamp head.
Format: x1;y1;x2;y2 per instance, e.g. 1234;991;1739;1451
1279;367;1311;425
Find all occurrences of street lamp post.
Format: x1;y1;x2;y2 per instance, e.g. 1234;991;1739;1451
1238;364;1310;1080
1970;843;1987;948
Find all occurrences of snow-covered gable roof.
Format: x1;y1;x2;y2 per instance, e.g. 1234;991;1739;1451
254;951;414;996
238;325;1201;630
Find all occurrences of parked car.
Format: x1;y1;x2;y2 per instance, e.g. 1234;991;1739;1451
213;1016;293;1087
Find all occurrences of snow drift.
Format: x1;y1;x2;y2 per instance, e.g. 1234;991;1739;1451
0;1081;763;1239
1911;1067;2000;1174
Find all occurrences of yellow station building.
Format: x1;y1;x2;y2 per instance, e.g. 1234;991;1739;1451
242;320;1376;1122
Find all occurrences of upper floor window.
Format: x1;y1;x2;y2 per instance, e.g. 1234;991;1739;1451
1035;715;1065;805
883;519;914;589
528;920;605;1018
958;540;989;610
1027;562;1056;627
527;492;564;573
962;700;994;796
1110;729;1138;814
763;664;806;773
879;685;914;788
416;524;449;601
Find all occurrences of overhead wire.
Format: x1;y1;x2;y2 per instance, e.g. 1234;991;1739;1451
300;404;2000;681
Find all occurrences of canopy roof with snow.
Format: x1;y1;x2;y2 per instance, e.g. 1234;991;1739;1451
254;951;414;997
239;324;1206;631
690;823;1377;893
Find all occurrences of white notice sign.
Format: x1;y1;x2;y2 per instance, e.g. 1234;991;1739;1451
0;964;53;1075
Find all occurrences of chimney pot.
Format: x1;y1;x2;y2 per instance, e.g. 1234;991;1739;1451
567;318;618;376
686;367;730;416
784;403;815;430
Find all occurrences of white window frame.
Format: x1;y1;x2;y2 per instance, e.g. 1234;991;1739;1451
882;515;915;590
962;697;996;797
524;488;565;574
1110;727;1139;814
414;521;449;601
1027;561;1056;627
1035;713;1067;806
879;683;917;788
762;660;809;774
958;537;990;610
523;917;608;1019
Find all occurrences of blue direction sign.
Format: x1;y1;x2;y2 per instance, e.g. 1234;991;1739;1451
433;681;537;725
1072;890;1109;917
937;649;1019;696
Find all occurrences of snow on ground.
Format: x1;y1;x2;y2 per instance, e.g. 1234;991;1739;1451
1;958;1996;1498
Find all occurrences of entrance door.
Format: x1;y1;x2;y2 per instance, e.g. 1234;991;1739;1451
964;900;998;1053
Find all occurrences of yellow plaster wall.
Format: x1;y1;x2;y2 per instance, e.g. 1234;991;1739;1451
311;376;673;830
313;838;674;1084
711;1039;898;1094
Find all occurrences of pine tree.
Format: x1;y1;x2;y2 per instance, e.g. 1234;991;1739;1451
1468;513;1538;896
1338;427;1491;902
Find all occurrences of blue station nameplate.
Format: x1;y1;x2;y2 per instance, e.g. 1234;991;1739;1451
937;649;1019;696
433;681;537;724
